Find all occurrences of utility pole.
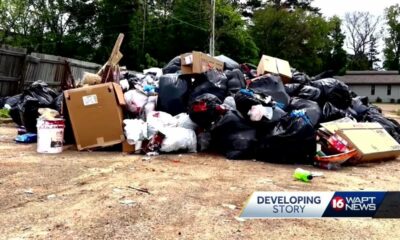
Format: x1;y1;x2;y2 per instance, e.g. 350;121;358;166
209;0;216;56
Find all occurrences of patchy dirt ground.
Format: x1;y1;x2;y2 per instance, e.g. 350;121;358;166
1;105;400;239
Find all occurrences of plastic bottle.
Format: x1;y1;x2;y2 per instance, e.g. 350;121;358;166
293;168;313;182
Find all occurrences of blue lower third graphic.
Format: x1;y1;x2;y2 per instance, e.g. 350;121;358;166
239;191;400;218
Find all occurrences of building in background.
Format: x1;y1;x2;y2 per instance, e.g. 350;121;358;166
336;71;400;103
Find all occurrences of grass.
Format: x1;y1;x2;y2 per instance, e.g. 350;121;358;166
0;108;10;118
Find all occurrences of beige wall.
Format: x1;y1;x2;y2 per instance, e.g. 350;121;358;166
348;84;400;103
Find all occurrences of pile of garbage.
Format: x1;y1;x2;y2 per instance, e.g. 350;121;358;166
3;51;400;169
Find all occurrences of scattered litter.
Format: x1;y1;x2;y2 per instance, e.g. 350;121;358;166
222;203;237;210
293;168;313;182
128;185;150;194
113;188;124;193
257;179;274;184
119;199;136;206
15;133;37;143
47;194;57;199
234;216;246;222
24;189;34;194
142;156;152;161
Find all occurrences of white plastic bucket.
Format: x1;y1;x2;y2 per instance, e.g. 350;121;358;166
37;118;65;154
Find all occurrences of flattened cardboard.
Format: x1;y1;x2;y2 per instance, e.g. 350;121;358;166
64;83;125;150
256;55;292;83
180;51;224;74
337;126;400;162
320;122;381;135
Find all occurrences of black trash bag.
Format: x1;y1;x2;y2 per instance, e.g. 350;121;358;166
234;90;285;133
5;94;21;107
241;63;258;79
351;97;369;117
284;83;303;96
162;56;181;74
234;90;272;119
248;75;290;108
310;78;352;109
256;114;316;164
289;97;321;127
313;70;335;80
298;86;321;101
157;74;190;116
190;70;227;102
5;94;22;126
363;109;400;143
25;80;58;105
52;94;75;144
225;69;246;95
0;97;8;108
19;81;58;132
53;94;64;114
211;110;257;159
291;71;311;85
215;55;240;70
197;130;212;152
189;93;225;128
322;102;348;122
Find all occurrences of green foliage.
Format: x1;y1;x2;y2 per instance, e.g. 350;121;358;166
215;0;259;63
383;4;400;71
0;0;349;74
376;97;382;103
251;7;343;75
0;109;10;118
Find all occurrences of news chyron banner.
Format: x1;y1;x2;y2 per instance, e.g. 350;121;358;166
240;192;400;218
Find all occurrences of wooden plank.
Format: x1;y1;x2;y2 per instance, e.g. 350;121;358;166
0;49;26;57
0;76;20;82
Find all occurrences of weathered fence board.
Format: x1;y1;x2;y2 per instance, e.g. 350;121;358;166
0;46;102;97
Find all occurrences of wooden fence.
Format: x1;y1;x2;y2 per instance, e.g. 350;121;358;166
0;45;101;97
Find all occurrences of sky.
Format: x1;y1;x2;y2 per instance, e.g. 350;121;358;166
313;0;399;18
313;0;399;67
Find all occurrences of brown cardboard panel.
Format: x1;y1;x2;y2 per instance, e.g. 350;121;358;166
180;51;224;74
257;55;292;82
320;122;382;135
337;127;400;162
64;83;125;150
112;82;126;106
122;140;136;154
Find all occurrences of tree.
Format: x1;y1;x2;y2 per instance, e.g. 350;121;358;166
321;16;347;74
383;4;400;71
267;0;320;13
344;11;380;70
251;7;335;75
368;35;380;70
215;0;259;63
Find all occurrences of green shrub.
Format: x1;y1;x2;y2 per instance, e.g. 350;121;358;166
0;109;10;118
397;99;400;104
376;97;382;103
390;98;395;103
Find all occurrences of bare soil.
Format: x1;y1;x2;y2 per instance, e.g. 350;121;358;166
1;105;400;240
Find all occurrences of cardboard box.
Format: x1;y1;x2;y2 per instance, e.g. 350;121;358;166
180;51;224;74
256;55;292;83
336;124;400;162
64;83;126;150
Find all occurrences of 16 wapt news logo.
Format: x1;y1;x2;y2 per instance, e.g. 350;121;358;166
240;192;400;218
331;196;376;211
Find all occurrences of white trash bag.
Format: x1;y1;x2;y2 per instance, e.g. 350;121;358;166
160;127;197;153
124;119;148;145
